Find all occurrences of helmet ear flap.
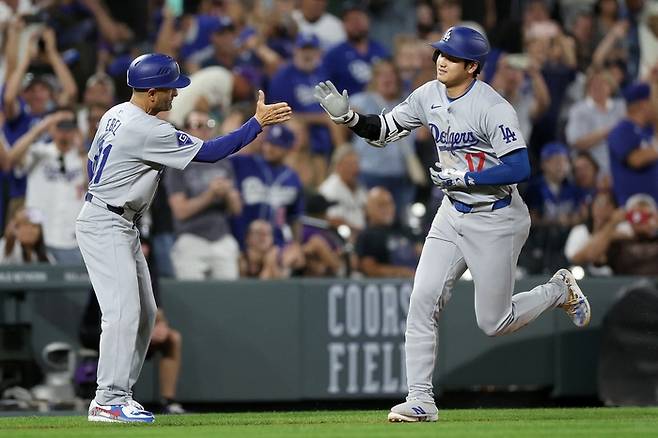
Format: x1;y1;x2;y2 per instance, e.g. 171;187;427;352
432;50;440;64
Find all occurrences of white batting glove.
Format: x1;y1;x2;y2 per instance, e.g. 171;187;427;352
313;80;357;125
429;162;470;189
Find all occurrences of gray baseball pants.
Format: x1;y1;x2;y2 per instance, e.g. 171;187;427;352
405;190;565;402
76;201;157;406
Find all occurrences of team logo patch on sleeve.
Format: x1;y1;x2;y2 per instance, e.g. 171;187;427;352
176;131;193;146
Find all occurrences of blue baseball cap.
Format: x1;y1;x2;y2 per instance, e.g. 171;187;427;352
622;82;651;104
540;142;569;161
295;33;320;49
210;16;235;33
265;125;295;149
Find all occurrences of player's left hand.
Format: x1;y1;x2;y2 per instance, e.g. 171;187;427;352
429;162;470;188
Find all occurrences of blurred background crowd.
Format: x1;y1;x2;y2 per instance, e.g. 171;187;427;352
0;0;657;281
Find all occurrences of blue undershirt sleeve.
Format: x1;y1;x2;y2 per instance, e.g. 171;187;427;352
193;117;262;163
466;148;530;186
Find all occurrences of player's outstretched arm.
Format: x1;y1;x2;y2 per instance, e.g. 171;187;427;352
254;90;292;127
194;90;292;163
313;80;410;148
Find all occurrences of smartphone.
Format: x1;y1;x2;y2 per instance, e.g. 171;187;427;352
165;0;184;17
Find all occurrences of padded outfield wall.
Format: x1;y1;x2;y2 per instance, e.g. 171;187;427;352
0;266;644;403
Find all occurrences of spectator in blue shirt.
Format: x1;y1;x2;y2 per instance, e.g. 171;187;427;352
187;17;262;97
230;125;305;250
192;16;239;69
521;142;586;274
607;82;658;205
525;142;585;227
268;34;334;163
321;1;390;96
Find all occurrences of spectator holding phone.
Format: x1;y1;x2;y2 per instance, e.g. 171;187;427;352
4;108;85;265
565;68;624;179
607;193;658;275
2;25;78;219
564;190;627;276
491;52;550;143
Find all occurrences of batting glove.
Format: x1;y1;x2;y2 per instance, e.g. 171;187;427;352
429;162;471;188
313;80;357;125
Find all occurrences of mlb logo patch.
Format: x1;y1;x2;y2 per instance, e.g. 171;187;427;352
176;131;193;146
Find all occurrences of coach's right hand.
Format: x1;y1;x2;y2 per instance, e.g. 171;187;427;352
313;80;355;125
254;90;292;127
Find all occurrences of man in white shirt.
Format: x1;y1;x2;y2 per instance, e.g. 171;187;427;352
291;0;346;50
7;109;85;264
318;146;368;232
565;68;625;178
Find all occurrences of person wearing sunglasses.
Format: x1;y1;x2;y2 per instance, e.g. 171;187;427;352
164;110;242;280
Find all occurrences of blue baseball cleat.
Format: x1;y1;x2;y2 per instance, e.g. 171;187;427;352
88;399;155;423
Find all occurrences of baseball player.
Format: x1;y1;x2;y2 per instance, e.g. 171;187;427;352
78;53;291;423
314;26;591;422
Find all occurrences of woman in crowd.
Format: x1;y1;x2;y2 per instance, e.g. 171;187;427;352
0;207;52;264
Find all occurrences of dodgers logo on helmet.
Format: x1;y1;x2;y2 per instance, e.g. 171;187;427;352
442;28;452;42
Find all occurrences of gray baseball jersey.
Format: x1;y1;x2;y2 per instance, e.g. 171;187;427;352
87;102;203;214
389;79;526;205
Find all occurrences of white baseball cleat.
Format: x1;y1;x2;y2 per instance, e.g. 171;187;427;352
88;399;155;423
388;399;439;422
553;268;591;328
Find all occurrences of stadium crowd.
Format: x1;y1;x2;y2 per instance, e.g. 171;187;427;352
0;0;657;280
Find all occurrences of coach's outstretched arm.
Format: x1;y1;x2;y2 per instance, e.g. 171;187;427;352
193;90;292;163
314;80;410;148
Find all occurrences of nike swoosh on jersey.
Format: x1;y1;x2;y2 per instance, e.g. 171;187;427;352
431;104;442;109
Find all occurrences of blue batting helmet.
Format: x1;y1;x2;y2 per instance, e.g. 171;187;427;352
126;53;191;89
430;26;490;68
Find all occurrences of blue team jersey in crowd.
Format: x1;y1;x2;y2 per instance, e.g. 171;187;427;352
524;175;585;222
267;63;332;155
0;88;44;200
608;119;658;205
229;154;304;247
322;40;390;95
179;15;223;60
